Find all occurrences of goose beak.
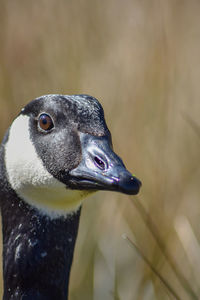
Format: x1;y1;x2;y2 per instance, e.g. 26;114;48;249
67;133;141;195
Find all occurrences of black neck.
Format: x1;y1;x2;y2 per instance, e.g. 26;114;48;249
1;192;81;300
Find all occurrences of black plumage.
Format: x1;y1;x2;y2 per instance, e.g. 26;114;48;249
0;94;141;299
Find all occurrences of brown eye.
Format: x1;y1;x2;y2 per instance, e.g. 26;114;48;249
38;114;54;131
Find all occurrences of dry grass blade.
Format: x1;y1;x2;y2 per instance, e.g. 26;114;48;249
129;197;198;300
182;113;200;139
123;234;181;300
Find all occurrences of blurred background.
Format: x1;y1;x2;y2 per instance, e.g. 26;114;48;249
0;0;200;299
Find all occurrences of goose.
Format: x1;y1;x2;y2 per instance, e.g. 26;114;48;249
0;94;141;300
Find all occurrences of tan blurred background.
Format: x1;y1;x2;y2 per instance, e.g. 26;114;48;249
0;0;200;299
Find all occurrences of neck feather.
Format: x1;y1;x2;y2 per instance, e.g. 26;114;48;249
0;137;81;300
1;192;81;300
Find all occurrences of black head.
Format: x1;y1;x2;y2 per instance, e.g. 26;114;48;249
4;94;141;216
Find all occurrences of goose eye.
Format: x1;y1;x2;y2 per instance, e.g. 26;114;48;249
38;114;54;131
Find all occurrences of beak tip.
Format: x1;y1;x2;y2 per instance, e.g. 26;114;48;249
117;174;142;195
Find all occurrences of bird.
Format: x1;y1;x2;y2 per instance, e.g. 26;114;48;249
0;94;141;300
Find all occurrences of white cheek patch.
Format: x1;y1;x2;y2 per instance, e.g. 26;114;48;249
5;115;90;218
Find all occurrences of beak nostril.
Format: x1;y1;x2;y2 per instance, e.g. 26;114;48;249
94;156;106;170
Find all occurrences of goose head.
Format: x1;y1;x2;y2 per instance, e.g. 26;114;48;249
5;94;141;218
